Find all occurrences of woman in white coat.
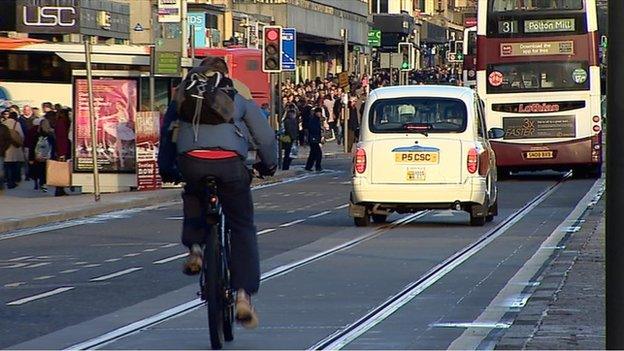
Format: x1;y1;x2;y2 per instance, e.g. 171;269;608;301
2;111;25;188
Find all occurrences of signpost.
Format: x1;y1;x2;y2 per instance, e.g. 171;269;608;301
368;29;381;47
282;28;296;71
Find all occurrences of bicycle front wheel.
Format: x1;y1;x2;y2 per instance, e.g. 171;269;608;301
204;225;225;350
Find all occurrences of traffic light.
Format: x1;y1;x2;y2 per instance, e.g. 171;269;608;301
398;42;414;71
262;26;282;73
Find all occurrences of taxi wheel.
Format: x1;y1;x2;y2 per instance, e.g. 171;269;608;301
371;214;388;223
470;214;486;226
354;215;371;227
470;205;487;226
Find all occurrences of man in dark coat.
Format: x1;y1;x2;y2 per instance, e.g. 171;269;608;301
305;107;323;172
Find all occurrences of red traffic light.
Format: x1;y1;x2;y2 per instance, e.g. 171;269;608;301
266;29;279;41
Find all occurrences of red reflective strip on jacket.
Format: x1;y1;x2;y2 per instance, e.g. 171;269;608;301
186;150;239;159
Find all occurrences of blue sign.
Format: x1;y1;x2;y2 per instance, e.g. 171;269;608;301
281;28;296;71
187;12;206;48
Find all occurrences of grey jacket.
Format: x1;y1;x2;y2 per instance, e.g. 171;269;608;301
176;94;277;168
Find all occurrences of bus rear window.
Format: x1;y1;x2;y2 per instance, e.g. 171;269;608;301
369;98;467;134
491;0;583;12
486;61;590;94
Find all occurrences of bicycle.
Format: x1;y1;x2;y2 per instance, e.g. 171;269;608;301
198;176;234;350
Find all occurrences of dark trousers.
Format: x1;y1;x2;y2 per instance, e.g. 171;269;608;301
177;154;260;294
31;161;46;189
305;142;322;170
4;162;21;187
282;141;293;170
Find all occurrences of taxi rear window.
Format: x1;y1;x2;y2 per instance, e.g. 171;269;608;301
369;97;468;134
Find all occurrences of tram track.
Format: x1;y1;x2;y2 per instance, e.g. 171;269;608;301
309;173;572;350
64;211;429;350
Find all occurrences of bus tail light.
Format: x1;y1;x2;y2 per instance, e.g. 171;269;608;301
355;148;367;174
467;148;479;174
591;133;602;162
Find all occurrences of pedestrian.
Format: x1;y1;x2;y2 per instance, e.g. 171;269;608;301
305;107;323;172
28;118;53;192
281;107;298;170
2;111;25;188
0;119;10;191
53;108;71;196
347;97;360;152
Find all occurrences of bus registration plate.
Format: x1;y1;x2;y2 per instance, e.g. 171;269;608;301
395;152;439;164
526;151;554;159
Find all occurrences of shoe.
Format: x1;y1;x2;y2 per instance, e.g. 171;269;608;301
41;186;48;193
304;167;313;171
235;289;259;329
182;244;203;276
315;168;323;172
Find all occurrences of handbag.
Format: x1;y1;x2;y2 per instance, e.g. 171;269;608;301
46;160;72;187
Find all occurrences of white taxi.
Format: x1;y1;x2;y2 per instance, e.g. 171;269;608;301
350;85;505;227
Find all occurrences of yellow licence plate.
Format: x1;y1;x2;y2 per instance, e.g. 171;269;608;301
395;152;439;164
526;151;554;159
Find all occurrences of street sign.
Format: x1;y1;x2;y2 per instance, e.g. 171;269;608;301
155;51;181;75
338;72;349;88
282;28;296;71
368;29;381;47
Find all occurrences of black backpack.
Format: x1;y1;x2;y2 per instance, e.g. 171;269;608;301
177;67;237;125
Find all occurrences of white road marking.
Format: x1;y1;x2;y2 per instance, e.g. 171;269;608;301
123;253;141;257
142;248;158;252
432;322;511;329
4;282;26;288
25;262;51;268
82;264;102;268
308;211;331;219
33;275;55;281
90;267;143;282
8;256;33;261
74;262;88;265
1;263;29;269
104;258;122;263
279;219;306;227
160;243;178;248
153;253;188;264
334;204;349;210
7;287;75;306
165;216;183;220
257;228;276;235
60;269;79;274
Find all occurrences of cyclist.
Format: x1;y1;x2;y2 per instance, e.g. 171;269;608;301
158;57;277;329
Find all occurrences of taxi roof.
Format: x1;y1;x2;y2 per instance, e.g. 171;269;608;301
369;85;475;102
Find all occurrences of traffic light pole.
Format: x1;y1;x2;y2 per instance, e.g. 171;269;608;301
607;0;624;347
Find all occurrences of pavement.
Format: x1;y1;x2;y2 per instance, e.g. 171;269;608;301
496;194;605;349
0;141;350;234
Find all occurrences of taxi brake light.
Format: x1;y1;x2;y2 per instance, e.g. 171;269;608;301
467;148;479;174
355;148;366;174
593;115;601;123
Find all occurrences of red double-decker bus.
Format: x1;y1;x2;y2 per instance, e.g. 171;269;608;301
476;0;602;178
194;47;270;107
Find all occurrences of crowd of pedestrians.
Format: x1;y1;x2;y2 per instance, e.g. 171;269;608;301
369;65;462;89
0;102;72;196
276;75;368;171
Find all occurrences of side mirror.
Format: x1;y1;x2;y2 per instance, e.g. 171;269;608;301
488;127;505;139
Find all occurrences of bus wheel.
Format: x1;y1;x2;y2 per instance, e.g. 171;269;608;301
497;167;510;181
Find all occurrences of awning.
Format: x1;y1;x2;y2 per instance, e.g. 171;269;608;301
0;37;46;50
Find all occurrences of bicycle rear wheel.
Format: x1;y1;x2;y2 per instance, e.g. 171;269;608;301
204;225;225;350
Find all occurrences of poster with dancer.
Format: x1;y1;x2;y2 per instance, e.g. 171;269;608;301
135;111;162;190
74;78;137;173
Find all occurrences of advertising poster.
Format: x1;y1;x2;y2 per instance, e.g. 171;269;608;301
135;111;162;190
74;78;137;173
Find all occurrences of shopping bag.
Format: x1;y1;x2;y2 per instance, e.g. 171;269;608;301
46;160;72;187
